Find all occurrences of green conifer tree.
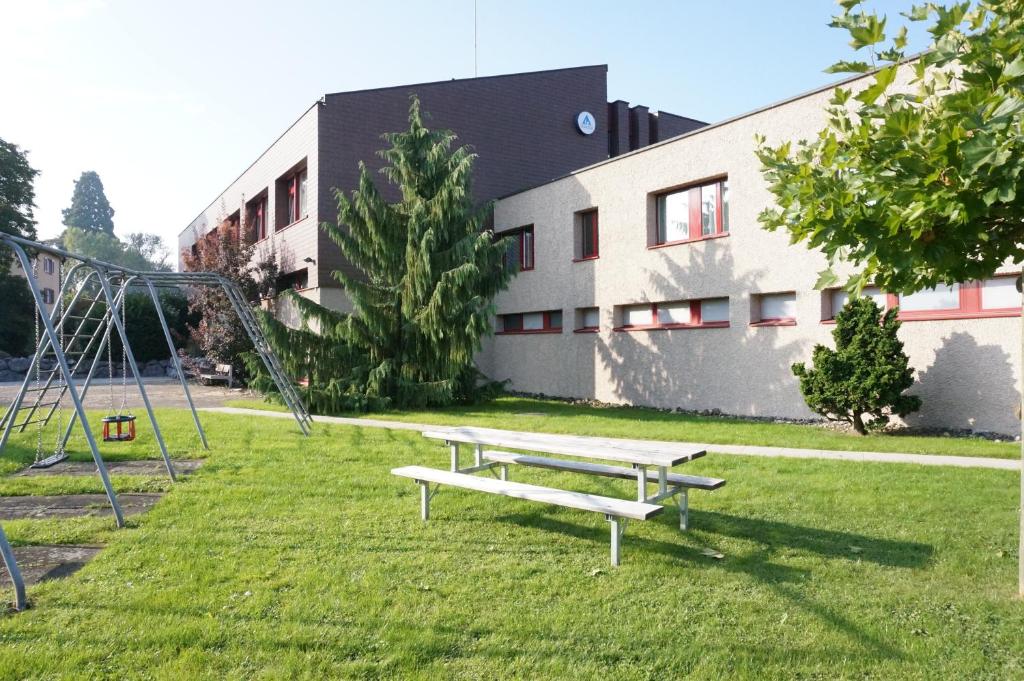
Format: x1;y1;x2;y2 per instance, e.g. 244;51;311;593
792;296;921;435
257;97;512;412
62;170;115;234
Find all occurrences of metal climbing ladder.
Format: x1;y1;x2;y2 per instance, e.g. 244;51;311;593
0;232;311;611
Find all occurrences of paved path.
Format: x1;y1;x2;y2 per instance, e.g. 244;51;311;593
203;407;1021;472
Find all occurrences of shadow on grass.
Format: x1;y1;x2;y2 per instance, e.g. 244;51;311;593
496;506;932;661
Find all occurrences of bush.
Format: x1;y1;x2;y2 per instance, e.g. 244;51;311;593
792;296;921;434
121;289;193;362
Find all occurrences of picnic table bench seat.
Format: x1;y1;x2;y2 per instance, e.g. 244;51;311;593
479;450;726;491
392;465;663;520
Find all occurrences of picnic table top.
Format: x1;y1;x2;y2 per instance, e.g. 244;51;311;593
422;426;706;468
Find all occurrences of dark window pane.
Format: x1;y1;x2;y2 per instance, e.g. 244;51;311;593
581;211;598;258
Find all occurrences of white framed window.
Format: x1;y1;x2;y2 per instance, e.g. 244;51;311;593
576;307;600;331
830;286;887;318
656;191;689;244
657;301;691;325
755;292;796;323
899;284;959;312
522;312;546;330
981;277;1019;310
700;298;730;323
622;304;654;327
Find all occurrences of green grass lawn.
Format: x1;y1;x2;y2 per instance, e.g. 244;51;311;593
228;396;1021;459
0;410;1020;678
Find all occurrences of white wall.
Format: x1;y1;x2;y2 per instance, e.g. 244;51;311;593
486;66;1022;435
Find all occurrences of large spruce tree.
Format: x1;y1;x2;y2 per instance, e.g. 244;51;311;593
62;170;115;234
258;97;511;412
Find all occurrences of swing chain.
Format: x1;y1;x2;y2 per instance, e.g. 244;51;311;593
119;280;129;416
33;257;42;464
54;258;64;456
108;282;115;413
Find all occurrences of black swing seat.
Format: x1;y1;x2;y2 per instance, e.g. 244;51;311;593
29;452;70;469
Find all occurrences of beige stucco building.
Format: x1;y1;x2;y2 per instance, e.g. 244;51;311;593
9;252;60;312
484;67;1022;436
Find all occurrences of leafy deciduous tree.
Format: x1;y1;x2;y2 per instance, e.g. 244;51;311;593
0;137;39;268
63;226;171;271
257;97;511;412
755;0;1024;593
181;219;276;376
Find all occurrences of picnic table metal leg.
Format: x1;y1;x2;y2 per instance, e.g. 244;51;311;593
419;481;431;520
658;466;668;496
678;489;689;531
499;464;508;481
635;465;647;502
449;442;460;472
474;444;483;467
607;515;627;567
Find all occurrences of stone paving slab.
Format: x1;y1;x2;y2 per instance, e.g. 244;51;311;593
14;459;204;478
0;493;161;520
0;545;102;585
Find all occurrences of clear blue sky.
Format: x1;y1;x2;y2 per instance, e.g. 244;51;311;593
0;0;932;259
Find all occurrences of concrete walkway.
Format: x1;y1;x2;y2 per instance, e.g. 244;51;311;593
203;407;1021;472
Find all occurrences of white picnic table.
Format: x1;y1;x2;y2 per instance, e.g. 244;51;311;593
392;426;725;566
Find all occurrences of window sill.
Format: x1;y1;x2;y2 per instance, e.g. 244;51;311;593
573;255;599;263
613;322;729;332
899;309;1021;322
821;308;1022;324
751;319;797;327
496;329;563;335
648;232;729;250
573;327;599;333
275;215;310;234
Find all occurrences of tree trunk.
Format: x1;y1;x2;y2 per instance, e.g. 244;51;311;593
851;412;867;436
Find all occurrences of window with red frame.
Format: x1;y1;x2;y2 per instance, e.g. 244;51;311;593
751;292;797;326
277;167;308;228
897;277;1021;320
498;309;562;334
823;277;1021;321
503;225;534;272
575;306;600;332
654;178;729;246
578;209;598;260
249;195;268;241
616;297;729;330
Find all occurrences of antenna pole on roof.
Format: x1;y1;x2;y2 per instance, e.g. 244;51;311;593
474;0;478;77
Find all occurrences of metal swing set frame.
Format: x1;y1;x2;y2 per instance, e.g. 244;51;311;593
0;232;311;611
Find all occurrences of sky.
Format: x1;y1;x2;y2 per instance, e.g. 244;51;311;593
0;0;933;263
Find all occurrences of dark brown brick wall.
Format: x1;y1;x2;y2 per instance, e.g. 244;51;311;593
316;65;610;284
650;111;706;142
